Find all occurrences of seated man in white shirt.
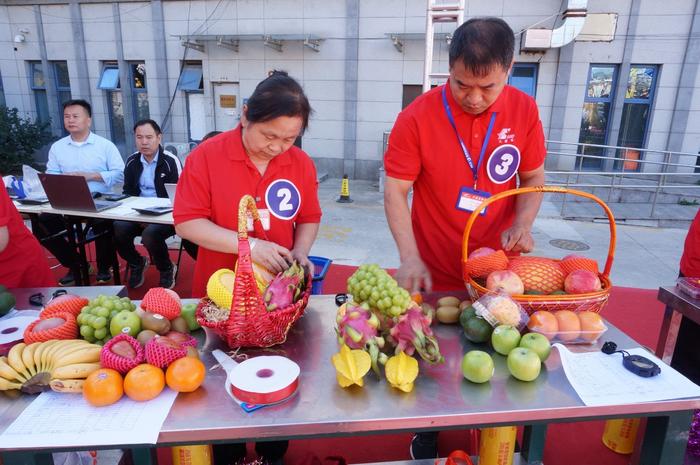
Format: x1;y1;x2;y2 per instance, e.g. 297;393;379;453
114;120;182;289
32;99;124;286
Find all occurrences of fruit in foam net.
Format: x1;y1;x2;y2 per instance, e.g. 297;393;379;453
141;288;182;320
41;294;89;318
263;261;307;311
464;247;509;278
560;254;600;275
508;257;565;294
77;295;136;345
206;269;236;309
564;270;602;294
486;270;525;295
0;339;102;394
469;247;496;259
347;264;412;317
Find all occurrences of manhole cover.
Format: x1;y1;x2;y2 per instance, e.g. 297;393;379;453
549;239;590;251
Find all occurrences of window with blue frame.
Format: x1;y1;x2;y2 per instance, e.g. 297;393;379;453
615;65;659;171
53;61;71;135
29;61;50;126
508;63;538;98
0;70;5;107
178;62;205;142
577;64;618;170
98;62;149;146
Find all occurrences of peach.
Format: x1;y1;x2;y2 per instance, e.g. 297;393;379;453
564;270;602;294
468;247;496;260
486;270;525;295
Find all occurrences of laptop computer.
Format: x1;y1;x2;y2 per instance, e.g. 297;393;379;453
130;183;176;216
38;173;122;213
164;183;177;205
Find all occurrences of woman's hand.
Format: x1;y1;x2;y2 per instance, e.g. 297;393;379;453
251;239;293;274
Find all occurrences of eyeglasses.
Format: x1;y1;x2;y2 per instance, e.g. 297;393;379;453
29;289;68;307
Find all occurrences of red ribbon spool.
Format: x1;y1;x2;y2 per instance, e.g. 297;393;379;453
228;356;300;405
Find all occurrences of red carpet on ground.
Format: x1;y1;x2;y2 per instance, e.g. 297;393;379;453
51;250;665;465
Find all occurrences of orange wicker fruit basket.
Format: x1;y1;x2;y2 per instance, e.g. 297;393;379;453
195;195;311;348
462;186;615;315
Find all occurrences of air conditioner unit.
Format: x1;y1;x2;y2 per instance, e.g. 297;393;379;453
520;29;552;51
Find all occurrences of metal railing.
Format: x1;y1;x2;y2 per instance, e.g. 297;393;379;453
544;140;700;216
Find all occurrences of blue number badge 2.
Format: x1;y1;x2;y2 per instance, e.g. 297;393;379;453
487;144;521;184
265;179;301;220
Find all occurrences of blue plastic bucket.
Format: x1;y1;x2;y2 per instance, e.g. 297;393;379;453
309;256;332;295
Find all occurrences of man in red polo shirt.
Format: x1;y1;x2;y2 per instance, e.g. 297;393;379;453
384;18;546;458
385;17;546;294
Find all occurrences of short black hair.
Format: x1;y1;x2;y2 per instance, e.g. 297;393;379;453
449;17;514;76
62;99;92;117
245;70;312;132
202;130;222;141
133;119;162;135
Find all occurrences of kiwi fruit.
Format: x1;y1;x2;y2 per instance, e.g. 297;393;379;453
437;296;460;308
436;305;461;324
141;312;171;335
170;316;189;334
136;329;157;346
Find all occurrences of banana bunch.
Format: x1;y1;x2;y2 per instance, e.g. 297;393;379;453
0;339;101;394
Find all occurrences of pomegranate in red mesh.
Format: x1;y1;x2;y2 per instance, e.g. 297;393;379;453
141;288;182;320
23;311;78;343
463;249;509;279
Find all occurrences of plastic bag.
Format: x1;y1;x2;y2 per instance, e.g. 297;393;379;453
52;451;97;465
21;165;46;198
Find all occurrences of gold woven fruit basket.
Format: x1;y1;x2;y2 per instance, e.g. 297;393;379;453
462;186;616;315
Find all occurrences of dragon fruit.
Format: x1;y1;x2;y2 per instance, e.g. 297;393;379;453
389;305;444;364
263;261;306;312
336;302;385;375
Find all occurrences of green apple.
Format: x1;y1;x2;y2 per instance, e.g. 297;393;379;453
109;310;141;337
491;325;521;355
180;303;200;331
461;350;495;384
507;347;541;382
519;332;551;362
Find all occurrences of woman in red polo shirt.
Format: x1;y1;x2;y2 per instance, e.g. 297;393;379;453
0;186;54;288
173;71;321;465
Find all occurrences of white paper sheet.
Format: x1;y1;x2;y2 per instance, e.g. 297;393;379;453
106;197;172;217
0;389;178;448
556;344;700;406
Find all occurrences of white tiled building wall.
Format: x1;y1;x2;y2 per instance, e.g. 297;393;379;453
0;0;698;178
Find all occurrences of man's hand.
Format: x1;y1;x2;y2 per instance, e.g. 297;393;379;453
394;255;432;294
250;239;293;273
290;249;312;274
66;171;100;182
501;225;534;253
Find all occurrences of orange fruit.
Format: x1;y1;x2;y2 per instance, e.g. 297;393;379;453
124;363;165;401
166;357;206;393
578;311;606;342
83;369;123;407
554;311;581;342
527;311;559;340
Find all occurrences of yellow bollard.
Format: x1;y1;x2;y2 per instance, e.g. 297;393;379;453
602;418;641;454
337;174;353;203
479;426;517;465
171;445;213;465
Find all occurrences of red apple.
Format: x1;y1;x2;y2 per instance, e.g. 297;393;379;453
468;247;496;260
564;270;602;294
486;270;525;295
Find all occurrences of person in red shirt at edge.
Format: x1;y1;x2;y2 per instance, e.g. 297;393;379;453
673;209;700;383
0;187;54;288
384;18;546;458
174;71;321;465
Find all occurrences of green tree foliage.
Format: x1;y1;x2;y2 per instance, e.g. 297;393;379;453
0;106;53;176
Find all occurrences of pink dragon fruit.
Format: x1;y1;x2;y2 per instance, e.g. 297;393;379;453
263;261;307;311
336;302;385;374
389;306;443;364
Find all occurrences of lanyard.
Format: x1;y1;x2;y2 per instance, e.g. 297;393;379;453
441;86;497;188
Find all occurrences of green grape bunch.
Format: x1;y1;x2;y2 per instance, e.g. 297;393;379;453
76;295;136;345
346;264;412;317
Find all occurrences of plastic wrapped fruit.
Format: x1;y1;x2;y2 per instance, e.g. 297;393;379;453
473;293;529;331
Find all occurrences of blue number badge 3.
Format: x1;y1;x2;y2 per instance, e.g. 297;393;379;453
265;179;301;220
487;144;521;184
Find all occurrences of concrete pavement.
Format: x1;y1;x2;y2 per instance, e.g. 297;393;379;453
309;178;694;290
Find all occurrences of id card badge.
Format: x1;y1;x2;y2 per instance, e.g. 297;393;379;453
246;209;271;231
456;187;490;215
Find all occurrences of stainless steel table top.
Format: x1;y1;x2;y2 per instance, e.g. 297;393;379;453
7;286;128;311
1;294;699;450
158;295;700;444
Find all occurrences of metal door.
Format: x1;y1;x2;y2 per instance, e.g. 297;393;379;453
212;82;240;131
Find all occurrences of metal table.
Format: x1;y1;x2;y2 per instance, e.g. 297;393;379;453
6;286;128;311
1;295;699;465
